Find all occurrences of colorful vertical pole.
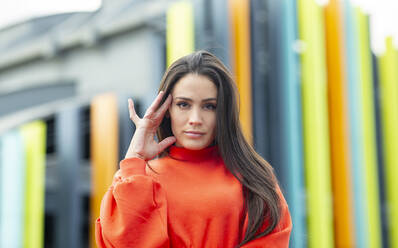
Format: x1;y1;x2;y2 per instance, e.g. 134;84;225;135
344;1;369;246
378;37;398;248
89;94;119;248
166;0;195;67
324;0;356;246
371;52;389;248
297;0;334;247
280;0;306;247
193;0;231;68
250;0;270;159
21;121;47;248
229;0;253;144
0;131;25;248
356;9;383;248
55;106;83;248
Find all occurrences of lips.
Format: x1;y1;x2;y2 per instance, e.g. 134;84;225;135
184;131;205;138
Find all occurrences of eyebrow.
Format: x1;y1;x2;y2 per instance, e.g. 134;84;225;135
174;97;217;102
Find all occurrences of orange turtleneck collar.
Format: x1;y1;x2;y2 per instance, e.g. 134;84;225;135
167;145;220;162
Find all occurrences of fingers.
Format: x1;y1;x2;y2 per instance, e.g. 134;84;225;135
157;136;176;153
128;98;140;124
154;94;172;120
146;91;165;116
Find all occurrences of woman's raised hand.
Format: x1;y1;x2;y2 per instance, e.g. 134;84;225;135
124;91;176;160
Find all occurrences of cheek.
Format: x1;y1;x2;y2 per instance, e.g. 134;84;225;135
169;108;184;131
206;112;217;133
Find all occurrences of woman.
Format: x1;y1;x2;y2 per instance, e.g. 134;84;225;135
95;51;292;247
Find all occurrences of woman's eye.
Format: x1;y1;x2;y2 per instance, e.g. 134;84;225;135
176;102;189;108
204;103;216;110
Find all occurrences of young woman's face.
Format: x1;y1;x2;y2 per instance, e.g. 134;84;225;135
169;73;217;150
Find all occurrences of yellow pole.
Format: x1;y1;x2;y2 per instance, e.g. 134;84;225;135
21;121;46;248
166;0;195;67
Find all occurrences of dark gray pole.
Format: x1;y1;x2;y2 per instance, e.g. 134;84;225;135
55;105;82;248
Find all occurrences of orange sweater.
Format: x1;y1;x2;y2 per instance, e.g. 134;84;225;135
95;145;292;247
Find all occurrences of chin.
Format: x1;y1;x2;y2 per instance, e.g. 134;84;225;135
177;139;212;150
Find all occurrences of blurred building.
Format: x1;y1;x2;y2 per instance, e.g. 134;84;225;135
0;1;170;247
0;0;168;118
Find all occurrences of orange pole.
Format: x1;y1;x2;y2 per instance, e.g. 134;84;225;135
324;0;356;246
89;93;119;248
228;0;253;144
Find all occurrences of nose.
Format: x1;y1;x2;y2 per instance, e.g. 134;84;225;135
188;107;202;125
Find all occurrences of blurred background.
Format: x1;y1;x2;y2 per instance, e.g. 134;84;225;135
0;0;397;247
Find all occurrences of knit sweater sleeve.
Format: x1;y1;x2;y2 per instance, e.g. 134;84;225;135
241;187;292;248
95;158;169;248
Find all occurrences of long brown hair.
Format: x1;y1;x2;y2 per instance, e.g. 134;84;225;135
156;51;281;246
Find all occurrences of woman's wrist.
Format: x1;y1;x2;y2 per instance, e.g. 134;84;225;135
125;151;146;161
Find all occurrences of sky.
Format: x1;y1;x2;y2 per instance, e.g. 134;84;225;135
360;0;398;54
0;0;102;29
0;0;397;54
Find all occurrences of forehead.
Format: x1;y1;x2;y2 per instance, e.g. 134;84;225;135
172;74;217;99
